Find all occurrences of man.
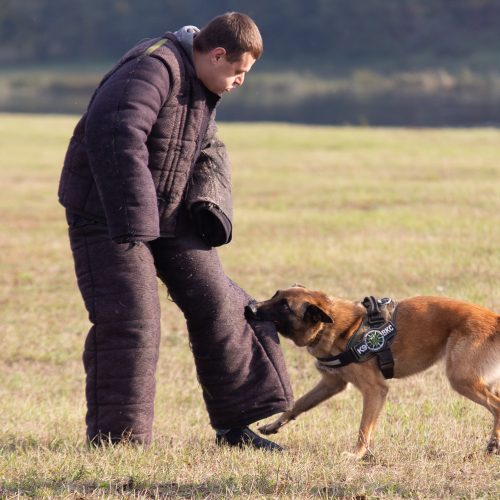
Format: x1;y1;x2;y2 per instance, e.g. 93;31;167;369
58;12;293;450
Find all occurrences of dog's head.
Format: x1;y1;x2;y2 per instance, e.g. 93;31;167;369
245;285;334;347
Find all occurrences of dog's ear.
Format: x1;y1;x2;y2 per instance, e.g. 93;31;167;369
304;303;333;324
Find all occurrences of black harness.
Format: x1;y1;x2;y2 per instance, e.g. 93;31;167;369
316;296;397;379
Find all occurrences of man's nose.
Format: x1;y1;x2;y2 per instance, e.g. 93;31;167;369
235;74;245;87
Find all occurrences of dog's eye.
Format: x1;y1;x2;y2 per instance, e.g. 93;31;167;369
280;299;290;311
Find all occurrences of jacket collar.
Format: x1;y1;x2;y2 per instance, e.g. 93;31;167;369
164;32;221;105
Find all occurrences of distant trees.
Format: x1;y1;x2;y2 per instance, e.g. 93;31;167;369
1;0;499;69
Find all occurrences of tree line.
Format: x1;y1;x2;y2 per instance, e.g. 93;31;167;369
1;0;500;71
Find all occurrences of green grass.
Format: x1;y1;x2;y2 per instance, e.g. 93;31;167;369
0;114;499;498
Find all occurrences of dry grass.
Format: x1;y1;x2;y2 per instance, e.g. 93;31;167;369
0;114;499;498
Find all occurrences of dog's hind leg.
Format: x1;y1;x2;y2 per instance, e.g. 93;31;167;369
447;362;500;454
483;377;500;454
450;378;500;454
488;410;499;454
258;373;348;435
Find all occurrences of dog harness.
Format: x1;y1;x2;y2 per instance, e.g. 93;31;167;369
316;296;398;379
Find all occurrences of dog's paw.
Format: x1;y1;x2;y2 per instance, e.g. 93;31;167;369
486;437;499;454
258;422;281;435
341;451;361;461
341;449;373;461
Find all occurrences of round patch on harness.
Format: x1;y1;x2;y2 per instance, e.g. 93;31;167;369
364;329;385;352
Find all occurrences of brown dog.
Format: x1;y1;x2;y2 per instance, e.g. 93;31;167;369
245;286;500;458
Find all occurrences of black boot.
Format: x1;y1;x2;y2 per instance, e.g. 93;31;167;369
215;427;283;451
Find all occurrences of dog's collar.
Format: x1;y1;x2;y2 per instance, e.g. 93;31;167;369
316;296;398;379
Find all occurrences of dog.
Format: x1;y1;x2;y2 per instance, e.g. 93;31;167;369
245;285;500;458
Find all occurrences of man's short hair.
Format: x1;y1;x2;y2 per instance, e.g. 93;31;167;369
194;12;263;62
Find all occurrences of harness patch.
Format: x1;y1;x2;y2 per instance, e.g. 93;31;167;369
356;322;396;356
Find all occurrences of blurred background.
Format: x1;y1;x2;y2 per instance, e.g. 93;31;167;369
1;0;500;125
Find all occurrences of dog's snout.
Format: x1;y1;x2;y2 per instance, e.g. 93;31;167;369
245;302;258;319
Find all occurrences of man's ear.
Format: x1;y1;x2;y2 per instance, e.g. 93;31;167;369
211;47;226;63
304;304;333;324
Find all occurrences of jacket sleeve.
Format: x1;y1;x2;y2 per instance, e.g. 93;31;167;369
85;56;170;242
185;116;234;246
188;116;232;215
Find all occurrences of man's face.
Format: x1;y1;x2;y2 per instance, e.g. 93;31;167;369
195;48;256;96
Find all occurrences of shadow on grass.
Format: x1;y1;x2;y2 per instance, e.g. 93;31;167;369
1;478;373;498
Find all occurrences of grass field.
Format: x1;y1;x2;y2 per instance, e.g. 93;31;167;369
0;113;499;498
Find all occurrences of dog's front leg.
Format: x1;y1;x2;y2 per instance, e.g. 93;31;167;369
259;374;348;435
352;379;389;459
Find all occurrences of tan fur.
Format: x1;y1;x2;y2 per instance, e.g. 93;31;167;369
248;287;500;458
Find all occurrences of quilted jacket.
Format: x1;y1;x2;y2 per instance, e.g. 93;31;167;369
58;33;232;243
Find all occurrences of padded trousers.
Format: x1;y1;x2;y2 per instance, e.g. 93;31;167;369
68;221;293;445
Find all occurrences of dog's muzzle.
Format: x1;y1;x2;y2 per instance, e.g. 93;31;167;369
245;302;259;320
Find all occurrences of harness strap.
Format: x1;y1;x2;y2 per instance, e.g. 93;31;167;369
362;296;386;328
144;38;168;56
377;348;394;379
316;349;357;368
